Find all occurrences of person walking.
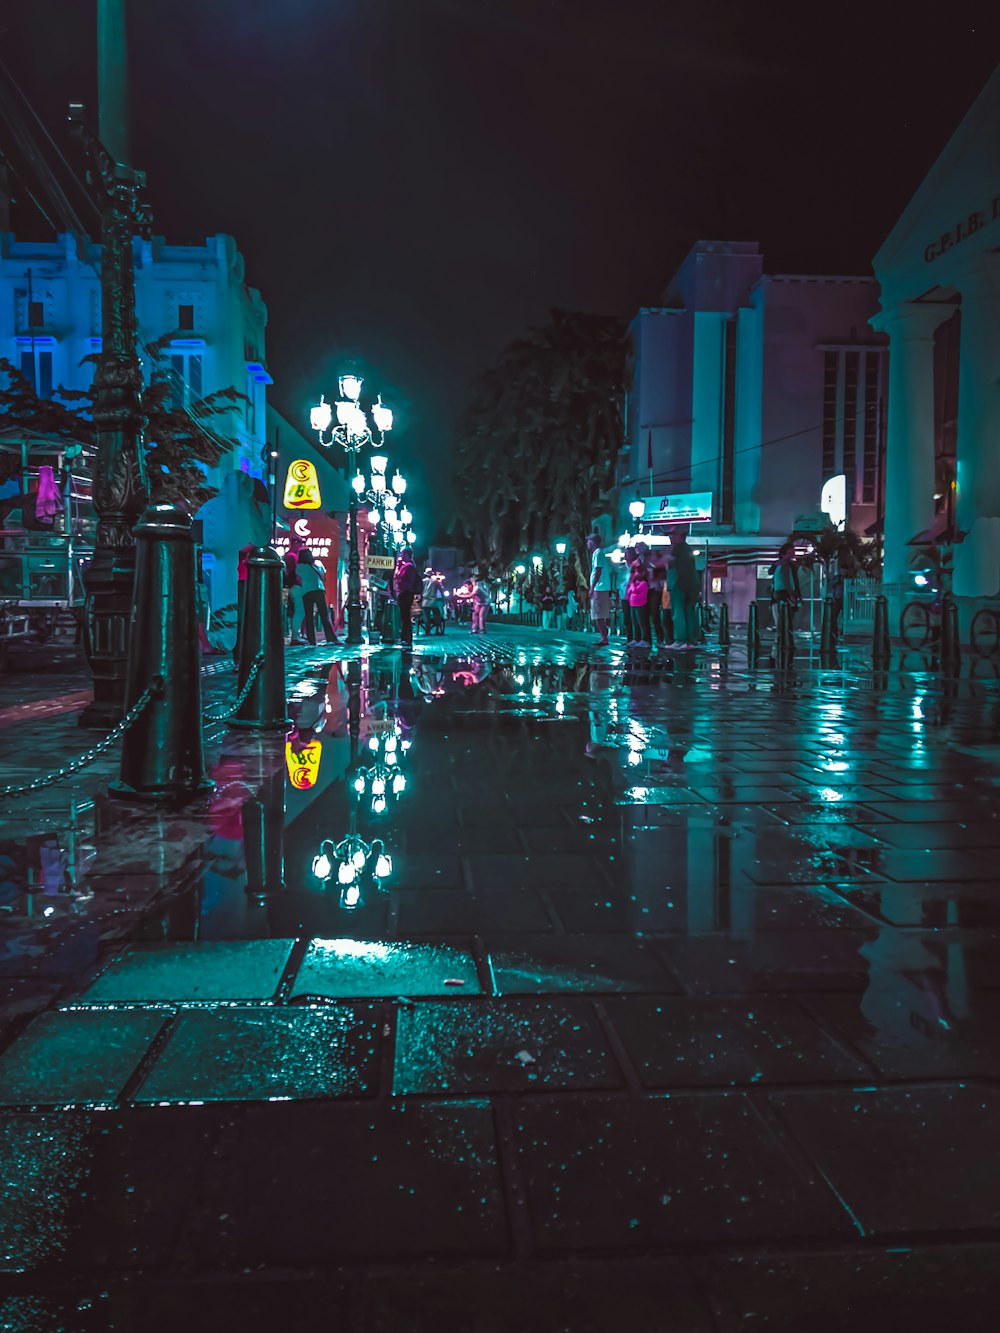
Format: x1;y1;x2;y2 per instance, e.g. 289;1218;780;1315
587;532;611;647
626;554;651;647
667;530;702;645
565;586;578;629
540;584;555;629
283;536;305;645
770;541;802;629
471;573;490;634
297;549;340;646
394;547;421;648
422;568;445;635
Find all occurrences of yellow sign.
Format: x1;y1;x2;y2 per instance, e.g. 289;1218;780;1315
285;737;322;790
283;459;321;510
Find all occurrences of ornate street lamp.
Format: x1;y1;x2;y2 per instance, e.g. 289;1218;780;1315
629;493;646;523
312;835;392;910
310;376;393;644
69;102;152;728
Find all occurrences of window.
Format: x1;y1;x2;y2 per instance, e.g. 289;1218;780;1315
164;351;203;410
842;351;859;500
20;347;53;399
821;351;839;478
28;300;44;329
178;304;195;331
720;317;737;526
861;352;881;504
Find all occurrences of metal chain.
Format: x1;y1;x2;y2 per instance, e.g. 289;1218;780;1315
0;678;163;802
204;654;265;721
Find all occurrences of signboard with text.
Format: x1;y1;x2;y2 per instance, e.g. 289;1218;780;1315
366;554;396;571
640;491;713;524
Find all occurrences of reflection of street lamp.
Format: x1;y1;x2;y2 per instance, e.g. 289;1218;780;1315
312;834;392;909
310;375;393;645
515;562;527;614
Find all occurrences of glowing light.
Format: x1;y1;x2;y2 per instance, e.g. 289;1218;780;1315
372;795;387;814
310;398;332;433
352;847;367;869
354;775;366;793
369;736;380;751
284;459;322;510
339;374;363;402
629;495;645;520
391;470;407;495
618;532;631;548
627;749;642;766
384;735;397;752
515;564;526;575
819;787;845;803
401;739;412;750
312;848;333;879
342;884;361;908
372;777;386;795
392;774;405;794
555;541;567;555
821;473;846;528
371;396;393;433
371;455;388;475
374;853;392;878
400;506;412;526
352;472;366;494
368;508;380;525
372;473;386;494
407;530;416;544
531;555;543;568
914;573;929;587
338;861;356;884
386;751;398;766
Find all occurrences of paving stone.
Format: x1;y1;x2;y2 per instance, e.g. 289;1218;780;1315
466;853;606;891
771;1086;1000;1235
487;935;680;995
134;1006;379;1103
393;999;620;1094
390;854;465;890
395;888;551;934
129;1278;353;1332
857;822;1000;849
363;1256;715;1332
608;996;869;1087
864;802;998;824
0;1107;230;1272
513;1094;850;1249
840;882;1000;927
290;939;481;999
656;933;873;994
870;849;999;883
0;1009;167;1105
803;991;1000;1079
707;1243;1000;1332
194;1099;506;1265
82;940;296;1003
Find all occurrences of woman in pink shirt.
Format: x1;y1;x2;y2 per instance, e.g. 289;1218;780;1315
626;559;651;647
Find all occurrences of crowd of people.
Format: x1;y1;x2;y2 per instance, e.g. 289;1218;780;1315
587;530;703;649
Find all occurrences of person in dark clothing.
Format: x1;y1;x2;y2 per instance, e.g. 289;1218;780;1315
297;549;340;646
394;547;421;647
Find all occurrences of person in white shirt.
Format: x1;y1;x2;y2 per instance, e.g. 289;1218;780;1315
297;549;340;646
587;532;612;646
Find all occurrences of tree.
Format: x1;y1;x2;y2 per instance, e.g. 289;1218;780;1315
0;337;245;509
452;308;626;567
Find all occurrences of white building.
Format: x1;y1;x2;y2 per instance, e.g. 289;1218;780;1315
871;64;1000;598
618;240;885;618
0;229;272;609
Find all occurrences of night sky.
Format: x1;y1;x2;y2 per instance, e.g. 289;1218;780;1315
3;2;999;535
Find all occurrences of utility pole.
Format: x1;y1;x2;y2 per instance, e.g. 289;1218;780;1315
74;0;149;727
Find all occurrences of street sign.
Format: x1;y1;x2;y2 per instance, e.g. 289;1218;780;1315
367;554;396;571
640;491;713;524
283;459;321;510
793;511;831;533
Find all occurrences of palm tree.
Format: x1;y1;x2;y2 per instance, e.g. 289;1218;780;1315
453;309;625;566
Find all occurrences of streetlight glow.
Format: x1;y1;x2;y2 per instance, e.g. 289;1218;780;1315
339;374;363;402
310;398;333;433
391;470;407;495
555;541;567;555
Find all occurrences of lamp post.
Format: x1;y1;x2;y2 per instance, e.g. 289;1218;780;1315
68;101;151;728
310;377;393;645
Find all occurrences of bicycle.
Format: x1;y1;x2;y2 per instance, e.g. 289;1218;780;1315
900;595;942;649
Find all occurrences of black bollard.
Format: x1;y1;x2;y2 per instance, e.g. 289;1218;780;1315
747;600;761;667
776;600;794;668
940;596;961;674
872;594;891;667
382;598;400;645
230;547;291;730
718;601;730;649
820;597;837;658
111;504;214;802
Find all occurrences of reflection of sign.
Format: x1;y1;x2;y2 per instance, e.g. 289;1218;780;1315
641;492;713;524
283;459;321;510
285;737;322;790
821;474;846;528
367;554;396;571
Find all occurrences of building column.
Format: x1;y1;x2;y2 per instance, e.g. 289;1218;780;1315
871;302;951;584
955;255;1000;531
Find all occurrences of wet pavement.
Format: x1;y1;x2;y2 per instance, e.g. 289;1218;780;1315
1;627;1000;1328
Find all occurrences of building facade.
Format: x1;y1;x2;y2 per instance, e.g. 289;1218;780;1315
616;240;886;615
871;64;1000;596
0;230;272;611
